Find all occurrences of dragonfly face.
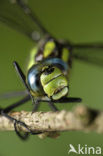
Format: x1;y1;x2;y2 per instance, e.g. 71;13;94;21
27;57;69;100
40;66;68;100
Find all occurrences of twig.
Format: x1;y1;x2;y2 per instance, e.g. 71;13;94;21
0;104;103;138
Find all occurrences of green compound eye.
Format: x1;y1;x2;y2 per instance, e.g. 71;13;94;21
40;66;68;100
44;41;56;58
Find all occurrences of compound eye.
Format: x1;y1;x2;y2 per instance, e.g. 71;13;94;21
27;68;41;92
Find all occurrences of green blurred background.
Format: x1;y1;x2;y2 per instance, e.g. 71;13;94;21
0;0;103;156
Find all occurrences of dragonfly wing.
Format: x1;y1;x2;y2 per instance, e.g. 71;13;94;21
0;0;49;42
0;90;28;100
71;43;103;66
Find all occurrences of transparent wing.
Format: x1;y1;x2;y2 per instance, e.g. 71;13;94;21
0;0;49;42
0;90;28;100
71;43;103;66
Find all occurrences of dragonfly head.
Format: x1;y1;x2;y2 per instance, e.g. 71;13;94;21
40;65;68;100
27;58;69;100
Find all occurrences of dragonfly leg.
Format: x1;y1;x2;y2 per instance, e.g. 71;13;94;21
48;97;82;111
32;99;40;113
62;97;82;103
1;109;42;140
0;95;42;140
3;95;30;113
1;110;30;140
13;61;34;103
52;97;82;103
14;121;29;140
48;101;58;111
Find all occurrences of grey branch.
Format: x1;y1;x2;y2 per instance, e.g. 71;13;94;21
0;105;103;138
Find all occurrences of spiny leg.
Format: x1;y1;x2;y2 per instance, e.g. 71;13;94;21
3;95;30;113
32;99;40;113
13;61;34;103
48;97;82;111
14;121;29;140
0;95;41;140
1;110;41;140
48;101;58;111
1;110;30;140
0;96;31;140
53;97;82;103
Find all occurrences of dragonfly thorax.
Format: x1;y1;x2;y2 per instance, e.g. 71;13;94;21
27;58;69;100
27;37;72;72
35;37;72;66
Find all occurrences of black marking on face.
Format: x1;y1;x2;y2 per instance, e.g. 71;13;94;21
43;66;54;75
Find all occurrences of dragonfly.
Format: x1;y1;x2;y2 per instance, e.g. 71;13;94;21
0;0;103;140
